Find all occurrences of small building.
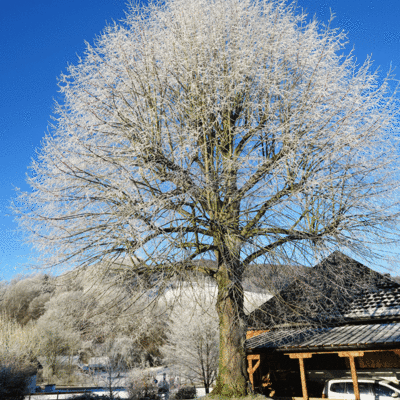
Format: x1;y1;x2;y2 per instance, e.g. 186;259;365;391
88;357;110;372
38;355;80;370
245;252;400;400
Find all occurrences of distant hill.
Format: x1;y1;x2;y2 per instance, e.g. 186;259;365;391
160;280;272;314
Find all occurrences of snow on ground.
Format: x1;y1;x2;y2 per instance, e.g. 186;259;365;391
25;388;129;399
25;387;215;399
26;365;213;399
196;387;208;397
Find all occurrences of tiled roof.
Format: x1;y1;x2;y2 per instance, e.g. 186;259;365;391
246;327;314;350
344;287;400;319
245;252;400;352
246;322;400;351
246;252;400;329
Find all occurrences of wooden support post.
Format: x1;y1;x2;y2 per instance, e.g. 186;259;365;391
338;351;364;400
287;353;313;400
349;356;359;400
298;358;308;400
247;354;261;392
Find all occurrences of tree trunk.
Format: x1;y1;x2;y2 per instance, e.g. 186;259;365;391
211;253;248;397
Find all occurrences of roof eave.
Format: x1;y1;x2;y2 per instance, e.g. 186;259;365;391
247;341;400;354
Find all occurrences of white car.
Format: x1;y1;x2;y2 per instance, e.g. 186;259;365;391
322;379;400;400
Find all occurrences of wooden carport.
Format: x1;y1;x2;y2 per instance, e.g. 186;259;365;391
246;322;400;400
247;349;400;400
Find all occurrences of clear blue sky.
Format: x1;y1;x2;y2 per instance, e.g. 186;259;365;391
1;0;399;281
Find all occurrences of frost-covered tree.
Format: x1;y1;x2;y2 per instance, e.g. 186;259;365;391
163;309;219;393
0;313;40;362
161;286;219;394
14;0;400;395
0;274;55;325
0;314;40;399
35;317;80;376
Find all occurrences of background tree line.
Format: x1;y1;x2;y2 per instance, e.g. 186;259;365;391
0;266;167;386
0;261;273;391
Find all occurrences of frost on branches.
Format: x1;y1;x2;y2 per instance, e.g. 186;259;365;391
161;281;219;394
14;0;400;396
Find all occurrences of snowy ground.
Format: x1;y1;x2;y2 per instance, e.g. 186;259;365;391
25;387;210;399
25;366;209;399
25;388;129;399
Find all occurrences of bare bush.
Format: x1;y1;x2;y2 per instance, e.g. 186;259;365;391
173;386;197;400
128;371;161;400
0;358;37;400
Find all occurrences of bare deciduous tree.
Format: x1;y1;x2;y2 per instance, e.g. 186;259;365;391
14;0;400;395
0;313;40;361
161;281;219;394
0;274;55;325
0;314;40;399
162;308;219;394
35;318;80;377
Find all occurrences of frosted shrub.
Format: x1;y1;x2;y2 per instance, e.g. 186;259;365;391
0;358;37;400
128;372;161;400
174;386;197;400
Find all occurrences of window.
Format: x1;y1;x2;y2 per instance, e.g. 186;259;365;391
346;382;371;395
330;383;346;393
375;384;396;397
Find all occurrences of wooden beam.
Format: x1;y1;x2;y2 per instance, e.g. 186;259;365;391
338;351;364;358
287;353;313;359
246;330;269;339
284;353;312;400
298;357;308;400
281;348;400;356
247;354;260;392
338;351;364;400
349;356;359;400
